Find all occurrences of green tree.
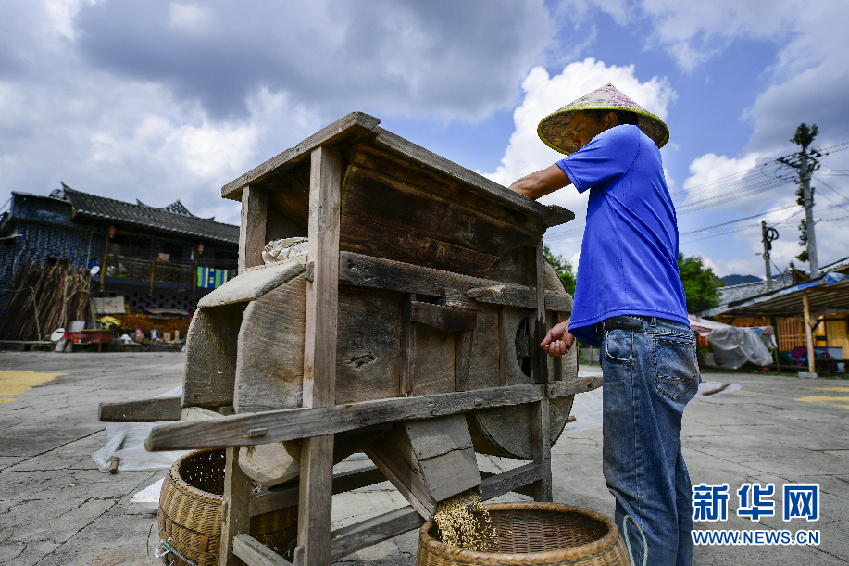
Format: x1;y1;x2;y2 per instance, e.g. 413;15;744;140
543;244;576;296
678;254;725;313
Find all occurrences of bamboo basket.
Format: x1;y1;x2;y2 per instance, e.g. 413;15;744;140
157;448;297;566
417;502;630;566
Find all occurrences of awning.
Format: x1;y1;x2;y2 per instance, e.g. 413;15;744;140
711;272;849;319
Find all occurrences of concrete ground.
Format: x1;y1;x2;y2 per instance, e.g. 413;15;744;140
0;351;847;565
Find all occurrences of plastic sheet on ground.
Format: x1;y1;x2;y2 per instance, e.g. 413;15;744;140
92;385;189;472
689;314;774;370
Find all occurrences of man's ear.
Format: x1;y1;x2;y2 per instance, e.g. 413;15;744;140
603;111;619;128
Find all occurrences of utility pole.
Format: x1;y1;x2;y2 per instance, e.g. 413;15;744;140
778;123;820;279
760;221;779;290
800;149;819;278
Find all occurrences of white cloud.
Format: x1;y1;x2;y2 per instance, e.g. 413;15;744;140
0;1;560;225
168;4;213;34
660;0;849;273
482;58;675;269
484;58;675;211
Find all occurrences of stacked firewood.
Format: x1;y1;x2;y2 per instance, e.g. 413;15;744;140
0;260;92;341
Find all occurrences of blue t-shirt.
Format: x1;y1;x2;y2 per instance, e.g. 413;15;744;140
555;124;689;346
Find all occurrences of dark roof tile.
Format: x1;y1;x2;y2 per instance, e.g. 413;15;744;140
57;185;239;244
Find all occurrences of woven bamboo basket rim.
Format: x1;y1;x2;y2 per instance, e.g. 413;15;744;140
419;501;621;564
167;449;224;503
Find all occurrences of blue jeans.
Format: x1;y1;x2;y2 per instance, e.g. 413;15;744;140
599;316;700;566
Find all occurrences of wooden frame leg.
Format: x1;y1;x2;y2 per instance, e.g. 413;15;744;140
219;446;253;566
297;435;334;566
531;398;553;502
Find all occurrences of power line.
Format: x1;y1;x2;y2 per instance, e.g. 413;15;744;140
679;205;797;236
544;140;849;244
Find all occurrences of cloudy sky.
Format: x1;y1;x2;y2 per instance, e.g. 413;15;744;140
2;0;848;278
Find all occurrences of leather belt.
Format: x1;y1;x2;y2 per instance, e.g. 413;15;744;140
603;315;654;330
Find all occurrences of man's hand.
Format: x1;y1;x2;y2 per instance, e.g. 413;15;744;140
541;320;574;357
508;164;572;199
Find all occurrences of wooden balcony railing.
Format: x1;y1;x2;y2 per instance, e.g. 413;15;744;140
100;256;238;292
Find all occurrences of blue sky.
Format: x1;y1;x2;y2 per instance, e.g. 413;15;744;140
1;1;847;278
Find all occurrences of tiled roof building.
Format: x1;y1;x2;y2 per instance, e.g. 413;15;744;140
0;184;239;311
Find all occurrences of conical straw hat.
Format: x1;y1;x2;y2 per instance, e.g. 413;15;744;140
537;83;669;155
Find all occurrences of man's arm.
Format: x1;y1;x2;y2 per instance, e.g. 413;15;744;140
507;164;572;199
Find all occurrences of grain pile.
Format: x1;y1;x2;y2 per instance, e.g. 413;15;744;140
433;489;497;551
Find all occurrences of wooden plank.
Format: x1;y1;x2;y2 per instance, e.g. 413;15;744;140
233;534;294;566
222;112;381;200
419;447;480;502
342;165;541;258
530;398;552;502
234;280;403;413
467;284;573;312
479;462;543;501
183;304;244;408
334;287;401;405
298;145;342;566
198;260;306;308
340;251;509;297
364;444;434;520
97;396;180;422
410;301;477;332
371;128;571;224
365;415;479;517
329;507;424;562
405;414;474;461
546;375;603;398
498;306;509;387
464;306;501;392
544;293;572;312
400;294;416;396
339;214;497;278
552;311;563;382
146;384;546;451
250;465;385;517
338;253;570;310
454;330;474;391
219;447;253;566
234;283;306;413
303;145;341;409
239;185;268;272
533;243;548;385
297;435;334;566
410;324;455;396
466;284;533;307
350;146;544;233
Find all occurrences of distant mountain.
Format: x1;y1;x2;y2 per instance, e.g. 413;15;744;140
722;274;763;286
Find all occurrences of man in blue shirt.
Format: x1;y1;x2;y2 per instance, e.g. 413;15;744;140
509;84;700;566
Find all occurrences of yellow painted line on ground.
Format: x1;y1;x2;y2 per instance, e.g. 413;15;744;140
794;395;849;403
806;387;849;393
0;371;67;403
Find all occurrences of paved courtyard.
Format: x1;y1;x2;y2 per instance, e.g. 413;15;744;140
0;351;847;565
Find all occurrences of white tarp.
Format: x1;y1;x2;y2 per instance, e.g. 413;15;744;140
689;315;774;370
92;385;189;472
